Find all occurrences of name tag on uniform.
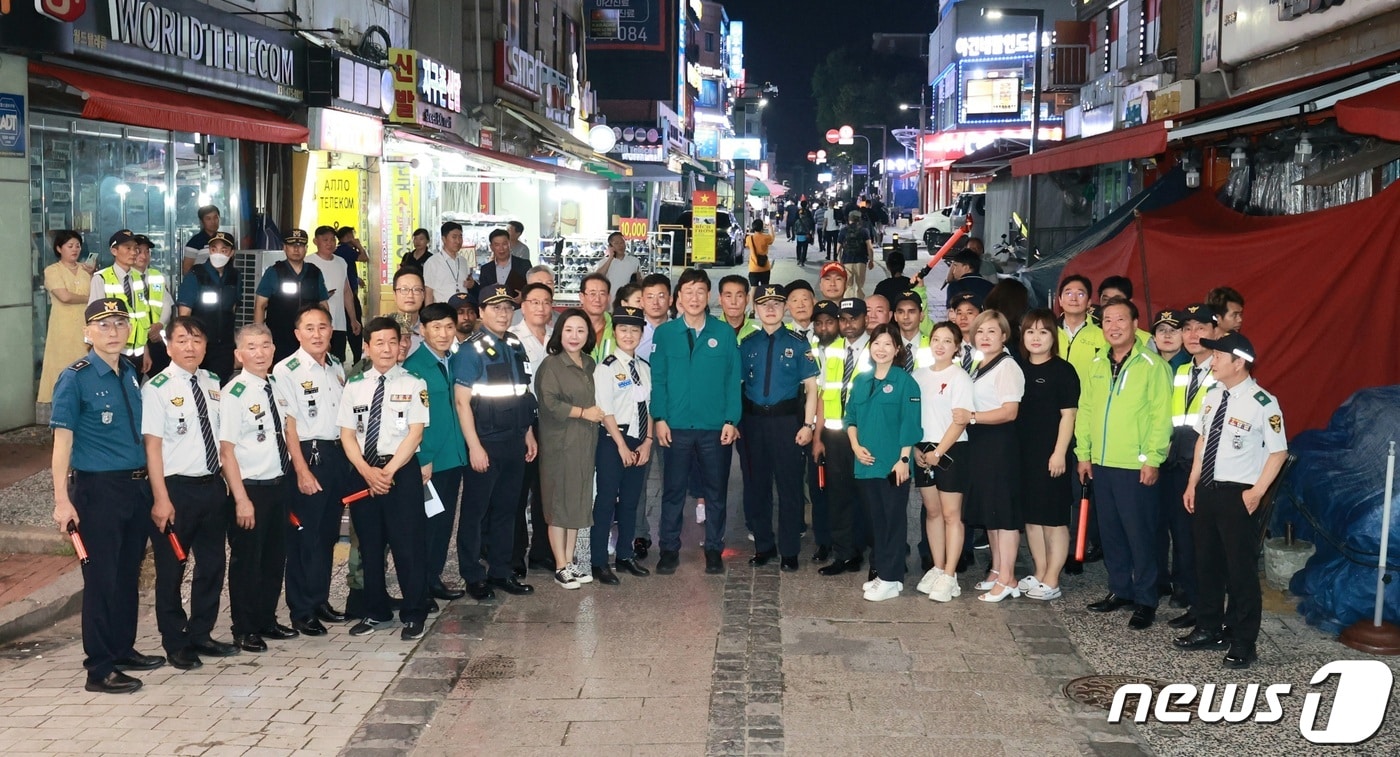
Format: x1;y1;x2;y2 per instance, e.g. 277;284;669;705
200;291;219;305
353;405;369;413
1227;417;1251;432
281;282;299;295
391;394;412;402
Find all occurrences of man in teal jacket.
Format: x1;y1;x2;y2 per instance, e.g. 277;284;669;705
651;268;742;576
403;303;469;601
1075;297;1173;630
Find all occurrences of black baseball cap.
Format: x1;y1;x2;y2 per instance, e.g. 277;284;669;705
785;279;814;295
754;284;787;304
838;298;867;317
132;234;155;249
1179;303;1219;327
1152;309;1182;331
85;297;130;323
813;300;840;320
948;291;980;310
892;290;923;309
108;229;136;247
612;306;645;328
1200;332;1256;363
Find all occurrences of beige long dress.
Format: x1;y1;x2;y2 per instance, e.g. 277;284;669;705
534;352;599;529
38;262;92;403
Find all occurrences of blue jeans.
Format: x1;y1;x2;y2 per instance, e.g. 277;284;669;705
1092;465;1160;606
660;428;730;553
593;432;646;564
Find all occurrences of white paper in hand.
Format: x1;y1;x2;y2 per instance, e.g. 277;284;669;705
424;481;446;517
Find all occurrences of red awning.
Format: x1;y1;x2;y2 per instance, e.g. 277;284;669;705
1011;122;1167;177
31;63;308;145
1336;80;1400;142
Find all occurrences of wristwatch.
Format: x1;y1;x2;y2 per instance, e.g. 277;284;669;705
900;456;909;463
805;422;817;431
970;412;978;425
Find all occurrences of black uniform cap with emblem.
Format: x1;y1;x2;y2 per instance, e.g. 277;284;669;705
754;284;787;304
480;286;518;308
133;234;156;249
85;297;131;323
1152;309;1182;331
284;229;309;245
1200;331;1256;363
109;229;136;248
208;231;237;250
1179;303;1219;327
813;300;841;320
892;290;923;309
611;306;645;328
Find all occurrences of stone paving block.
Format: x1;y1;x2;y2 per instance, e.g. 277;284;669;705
564;716;707;745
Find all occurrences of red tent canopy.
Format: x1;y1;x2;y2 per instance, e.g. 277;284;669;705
1060;182;1400;434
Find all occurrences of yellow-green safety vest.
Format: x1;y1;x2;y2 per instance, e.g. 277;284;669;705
815;337;871;430
1170;359;1217;428
100;266;151;356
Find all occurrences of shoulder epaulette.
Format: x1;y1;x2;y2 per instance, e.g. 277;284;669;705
287;357;301;371
1254;391;1271;406
68;359;90;372
150;373;169;387
348;372;365;383
602;355;618;366
206;370;219;382
329;355;342;365
229;382;246;397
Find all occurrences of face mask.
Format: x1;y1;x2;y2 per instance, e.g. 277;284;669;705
209;252;230;268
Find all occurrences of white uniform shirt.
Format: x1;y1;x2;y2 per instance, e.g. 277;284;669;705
141;364;223;477
219;371;289;481
422;251;472;300
508;323;551;380
594;350;652;440
272;348;347;441
336;364;431;458
305;254;349;331
915;364;973;444
88;264;137;305
1194;377;1288;486
970;355;1025;412
598;253;640;293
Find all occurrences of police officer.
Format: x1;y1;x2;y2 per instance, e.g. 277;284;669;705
892;290;933;372
740;285;820;571
273;305;350;636
805;300;842;564
452;285;539;600
90;230;154;375
178;231;241;382
590;305;654;584
133;234;172;375
338;317;432;640
255;229;330;363
51;298;166;693
1174;332;1287;669
817;299;873;577
143;316;239;670
219;324;298;653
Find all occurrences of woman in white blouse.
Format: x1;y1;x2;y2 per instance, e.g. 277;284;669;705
912;322;974;603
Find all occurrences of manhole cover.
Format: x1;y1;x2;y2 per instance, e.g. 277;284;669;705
1064;674;1180;711
464;654;516;680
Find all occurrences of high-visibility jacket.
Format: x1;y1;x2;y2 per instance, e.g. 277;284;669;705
1170;358;1217;428
815;337;871;430
1074;342;1173;470
1060;318;1105;381
100;266;150;356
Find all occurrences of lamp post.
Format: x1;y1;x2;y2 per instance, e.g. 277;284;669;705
732;82;778;234
985;7;1044;260
901;91;928;213
861;125;889;201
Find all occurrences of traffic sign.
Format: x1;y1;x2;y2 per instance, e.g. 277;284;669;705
825;129;839;144
852;164;868;175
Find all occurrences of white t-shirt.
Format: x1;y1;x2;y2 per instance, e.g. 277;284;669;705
970;355;1025;412
422;251;472;301
305;253;349;331
914;364;973;444
598;253;640;294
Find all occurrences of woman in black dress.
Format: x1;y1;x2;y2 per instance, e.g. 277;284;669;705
1014;308;1080;600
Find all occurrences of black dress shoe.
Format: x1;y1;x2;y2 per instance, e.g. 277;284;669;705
1169;590;1190;609
292;617;328;636
592;564;621;585
780;556;799;572
466;581;496;601
1063;559;1083;575
819;557;862;576
85;670;142;694
314;602;347;623
1174;627;1229;650
812;544;831;563
1167;610;1198;629
114;653;166;671
430;583;467;601
1223;644;1257;669
260;623;299;640
748;548;777;566
633;537;652;559
189;639;240;657
235;634;267;653
1157;583;1174;600
705;549;724;574
427;599;441;615
528;557;557;572
1128;605;1156;630
656;550;680;575
1083;545;1104;563
401;621;425;641
167;648;202;670
615;558;650;577
1087;594;1135;613
488;576;535;595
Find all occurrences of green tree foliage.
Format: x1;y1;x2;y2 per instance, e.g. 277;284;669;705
811;46;922;134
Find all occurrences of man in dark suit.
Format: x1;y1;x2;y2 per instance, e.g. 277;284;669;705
477;229;531;298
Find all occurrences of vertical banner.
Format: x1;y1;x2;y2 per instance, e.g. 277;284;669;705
385;163;420;284
316;169;362;232
691;189;717;264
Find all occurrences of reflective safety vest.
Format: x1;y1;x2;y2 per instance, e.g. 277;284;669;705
1170;360;1216;428
466;330;537;438
100;266;150;356
589;313;615;364
815;337;871;430
904;332;934;371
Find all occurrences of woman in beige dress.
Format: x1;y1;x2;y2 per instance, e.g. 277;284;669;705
38;231;93;404
534;308;604;589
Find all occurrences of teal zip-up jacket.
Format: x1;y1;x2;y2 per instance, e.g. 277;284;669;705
651;314;742;431
1074;342;1172;470
404;344;468;471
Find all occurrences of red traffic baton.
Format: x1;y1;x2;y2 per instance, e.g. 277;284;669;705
1075;476;1092;562
164;524;188;564
817;455;827;490
67;521;90;565
289;511;304;530
342;488;371;506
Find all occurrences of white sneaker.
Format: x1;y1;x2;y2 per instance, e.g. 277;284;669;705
928;573;959;602
1026;584;1062;601
1017;575;1042;593
863;579;903;602
569;565;594;584
554;569;580;590
915;567;945;595
862;578;880;591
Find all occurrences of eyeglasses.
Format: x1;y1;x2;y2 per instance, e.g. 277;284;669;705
523;299;552;307
394;287;426;295
91;319;132;333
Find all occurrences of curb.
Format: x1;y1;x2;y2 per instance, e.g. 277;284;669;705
0;564;82;645
0;524;74;556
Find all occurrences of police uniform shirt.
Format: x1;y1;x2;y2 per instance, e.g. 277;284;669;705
336;365;431;458
272;349;346;441
219;372;288;481
740;328;819;405
51;353;146;472
450;328;531;401
1194;377;1288;486
141;364;222;477
594;351;651;440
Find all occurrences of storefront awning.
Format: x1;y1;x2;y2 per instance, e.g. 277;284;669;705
951;139;1029;175
1166;70;1400;142
1335;80;1400;142
387;127;607;186
1011;122;1168;177
496;99;595;155
31;63;308;144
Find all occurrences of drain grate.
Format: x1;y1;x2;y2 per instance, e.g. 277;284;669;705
1064;674;1172;711
463;654;516;680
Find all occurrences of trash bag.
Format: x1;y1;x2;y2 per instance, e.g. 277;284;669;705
1274;385;1400;634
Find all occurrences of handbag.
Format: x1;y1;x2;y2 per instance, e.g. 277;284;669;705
795;234;808;242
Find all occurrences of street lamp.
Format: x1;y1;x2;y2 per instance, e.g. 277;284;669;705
732;82;778;233
900;94;928;213
984;6;1044;260
861;124;889;202
827;126;873;197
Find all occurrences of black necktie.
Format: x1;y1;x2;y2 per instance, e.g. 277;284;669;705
904;342;916;373
122;271;134;307
1187;366;1203;408
842;345;856;406
365;375;386;459
630;359;648;438
960;344;974;372
191;374;220;474
263;381;290;472
1201;390;1230;485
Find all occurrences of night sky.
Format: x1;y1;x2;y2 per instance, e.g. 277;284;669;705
720;0;940;178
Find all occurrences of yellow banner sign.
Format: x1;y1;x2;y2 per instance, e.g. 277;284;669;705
385;163;420;285
690;190;717;264
316;169;362;231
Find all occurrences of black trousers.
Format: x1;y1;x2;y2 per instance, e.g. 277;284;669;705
859;477;911;582
513;434;550;567
347;295;365;362
227;478;289;637
1193;482;1264;646
806;449;831;548
822;428;868;562
349;459;428;623
71;471;152;678
742;413;806;557
154;476;228;653
331;331;349;364
1158;464;1198;605
285;442;350;622
459;436;526;583
428;465;464;585
592;432;646;564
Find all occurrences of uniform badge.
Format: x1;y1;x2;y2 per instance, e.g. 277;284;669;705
1269;415;1282;433
391;394;412;402
287;358;301;371
615;373;627;381
101;410;113;425
209;390;220;400
1231;435;1243;450
420;389;430;407
230;383;246;398
708;338;718;348
486;348;497;357
883;384;893;394
176;419;188;436
1202;404;1212;417
301;380;317;395
249;404;262;415
171;396;185;407
257;430;267;443
150;374;169;387
1227;417;1251;432
784;348;794;358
